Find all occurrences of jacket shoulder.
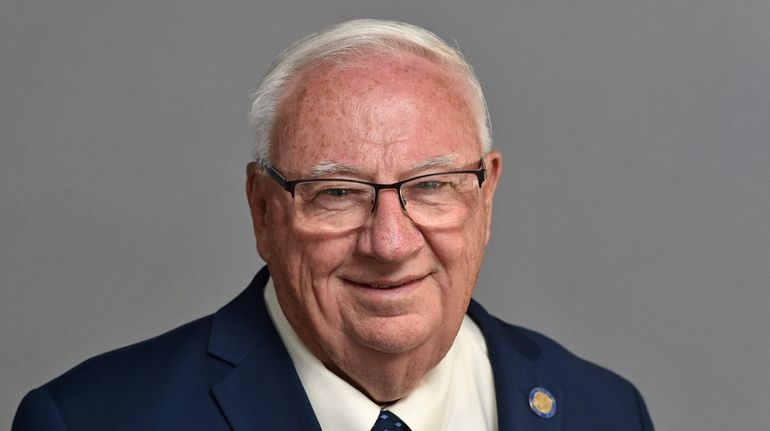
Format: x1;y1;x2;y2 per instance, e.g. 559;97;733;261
468;301;654;430
49;315;218;390
471;301;638;389
515;323;638;388
15;315;232;430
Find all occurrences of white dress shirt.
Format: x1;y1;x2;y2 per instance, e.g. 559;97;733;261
264;278;498;431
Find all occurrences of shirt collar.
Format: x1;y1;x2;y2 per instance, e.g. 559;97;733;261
264;277;494;431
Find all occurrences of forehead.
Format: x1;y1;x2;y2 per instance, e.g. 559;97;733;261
272;53;479;176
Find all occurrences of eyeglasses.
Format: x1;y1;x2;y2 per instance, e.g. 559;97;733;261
263;158;487;230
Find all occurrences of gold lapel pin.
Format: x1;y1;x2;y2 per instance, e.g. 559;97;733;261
529;387;556;418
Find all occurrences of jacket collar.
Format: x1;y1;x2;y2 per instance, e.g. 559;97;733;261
208;268;322;431
468;301;563;431
208;268;561;431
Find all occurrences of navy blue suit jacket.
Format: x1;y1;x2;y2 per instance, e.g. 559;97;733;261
13;268;654;430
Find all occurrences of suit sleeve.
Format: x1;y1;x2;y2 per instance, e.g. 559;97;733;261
11;387;69;431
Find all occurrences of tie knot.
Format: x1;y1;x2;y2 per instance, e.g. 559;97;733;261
370;409;410;431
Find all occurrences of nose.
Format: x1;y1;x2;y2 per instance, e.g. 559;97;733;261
356;188;424;262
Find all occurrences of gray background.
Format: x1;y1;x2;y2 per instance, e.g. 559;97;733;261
2;0;768;429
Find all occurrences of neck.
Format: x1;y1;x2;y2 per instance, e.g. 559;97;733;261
315;337;450;403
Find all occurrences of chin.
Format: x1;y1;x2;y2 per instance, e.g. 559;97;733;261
351;313;442;354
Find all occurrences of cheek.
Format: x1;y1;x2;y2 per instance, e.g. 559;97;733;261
266;220;359;329
303;239;357;277
432;218;487;266
264;203;357;289
427;221;487;294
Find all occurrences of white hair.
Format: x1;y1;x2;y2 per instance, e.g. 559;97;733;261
248;19;492;163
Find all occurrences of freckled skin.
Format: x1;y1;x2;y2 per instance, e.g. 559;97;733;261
246;53;502;403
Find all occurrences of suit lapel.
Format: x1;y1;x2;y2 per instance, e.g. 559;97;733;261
210;329;321;431
468;300;563;431
206;271;563;430
208;269;322;431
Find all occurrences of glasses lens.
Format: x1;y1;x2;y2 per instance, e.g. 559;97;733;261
401;172;481;227
290;172;482;230
294;181;374;230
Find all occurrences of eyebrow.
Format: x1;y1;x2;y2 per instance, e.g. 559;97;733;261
306;154;460;179
307;161;366;178
406;154;460;174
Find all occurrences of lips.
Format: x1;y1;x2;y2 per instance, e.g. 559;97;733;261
344;274;428;290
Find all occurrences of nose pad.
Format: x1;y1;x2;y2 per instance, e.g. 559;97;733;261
360;188;423;261
370;187;408;215
373;188;404;215
367;188;418;235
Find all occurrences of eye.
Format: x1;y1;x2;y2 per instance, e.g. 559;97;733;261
415;180;446;190
320;188;352;197
301;182;373;209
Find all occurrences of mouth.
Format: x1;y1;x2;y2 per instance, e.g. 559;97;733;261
344;274;429;290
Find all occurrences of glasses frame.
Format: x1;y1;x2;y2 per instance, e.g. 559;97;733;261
263;157;487;220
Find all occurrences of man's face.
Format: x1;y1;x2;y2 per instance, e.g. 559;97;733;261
247;53;501;392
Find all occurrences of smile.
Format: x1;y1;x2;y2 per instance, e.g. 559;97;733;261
345;274;429;290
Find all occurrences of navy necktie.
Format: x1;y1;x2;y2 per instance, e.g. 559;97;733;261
370;410;411;431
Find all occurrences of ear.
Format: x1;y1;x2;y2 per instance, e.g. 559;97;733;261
481;150;503;245
246;162;272;262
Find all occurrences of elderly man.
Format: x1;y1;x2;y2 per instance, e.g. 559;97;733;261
13;19;653;430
